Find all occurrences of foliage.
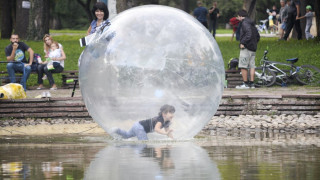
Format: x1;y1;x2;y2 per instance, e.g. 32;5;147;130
51;0;93;29
0;30;319;88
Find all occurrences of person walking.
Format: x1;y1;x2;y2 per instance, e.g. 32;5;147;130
209;2;220;37
193;1;208;28
297;5;314;40
282;0;302;40
235;10;260;89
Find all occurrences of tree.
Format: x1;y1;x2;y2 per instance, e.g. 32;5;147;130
15;0;30;39
76;0;94;22
1;0;14;38
243;0;256;20
27;0;50;40
314;0;320;39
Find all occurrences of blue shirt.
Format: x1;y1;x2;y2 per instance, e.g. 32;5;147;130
89;19;110;34
194;6;208;23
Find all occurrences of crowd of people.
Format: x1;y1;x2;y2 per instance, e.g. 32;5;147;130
4;1;315;92
193;0;315;41
4;2;109;92
192;0;315;89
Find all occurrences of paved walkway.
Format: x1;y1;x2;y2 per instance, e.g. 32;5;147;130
25;86;320;99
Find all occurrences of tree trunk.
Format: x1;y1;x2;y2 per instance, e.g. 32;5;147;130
16;0;30;39
243;0;256;21
116;0;128;13
1;0;13;38
181;0;190;13
315;0;320;38
27;0;49;40
76;0;93;23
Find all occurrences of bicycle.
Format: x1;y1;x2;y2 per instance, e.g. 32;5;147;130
254;50;320;87
255;19;269;34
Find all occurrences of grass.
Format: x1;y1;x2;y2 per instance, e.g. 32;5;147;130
0;29;319;88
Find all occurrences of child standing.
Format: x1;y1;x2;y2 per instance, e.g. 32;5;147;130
297;5;314;40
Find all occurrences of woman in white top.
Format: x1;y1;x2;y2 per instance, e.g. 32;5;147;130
37;34;66;90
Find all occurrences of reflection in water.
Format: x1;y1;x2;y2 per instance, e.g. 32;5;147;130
0;132;320;179
84;143;221;179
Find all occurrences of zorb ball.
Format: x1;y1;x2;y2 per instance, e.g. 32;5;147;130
79;5;225;140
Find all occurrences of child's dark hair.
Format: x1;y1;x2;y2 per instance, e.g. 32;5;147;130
159;104;175;116
92;2;109;20
237;9;248;17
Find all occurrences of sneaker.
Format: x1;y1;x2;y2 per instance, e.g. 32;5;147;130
46;91;51;98
236;83;250;89
41;92;46;98
42;75;47;80
249;83;255;89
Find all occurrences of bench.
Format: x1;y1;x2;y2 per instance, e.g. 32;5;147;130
0;70;78;89
225;69;242;88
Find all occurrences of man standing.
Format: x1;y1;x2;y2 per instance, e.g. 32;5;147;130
5;34;34;91
236;10;260;89
282;0;302;40
193;1;208;28
209;2;220;38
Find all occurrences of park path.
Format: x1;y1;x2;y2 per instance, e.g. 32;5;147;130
25;86;320;99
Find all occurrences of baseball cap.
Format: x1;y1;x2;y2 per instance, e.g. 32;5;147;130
306;5;312;10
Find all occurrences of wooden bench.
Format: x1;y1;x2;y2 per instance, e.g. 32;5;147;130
225;69;242;88
0;70;78;88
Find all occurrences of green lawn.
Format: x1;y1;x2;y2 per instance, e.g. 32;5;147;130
0;29;319;88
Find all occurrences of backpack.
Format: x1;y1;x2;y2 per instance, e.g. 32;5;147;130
30;53;42;72
228;58;239;70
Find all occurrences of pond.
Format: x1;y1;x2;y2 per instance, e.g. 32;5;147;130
0;132;319;180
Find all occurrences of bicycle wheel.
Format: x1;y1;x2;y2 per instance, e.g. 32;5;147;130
254;67;276;87
295;65;320;85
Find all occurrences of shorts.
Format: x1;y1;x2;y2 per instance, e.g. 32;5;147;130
281;23;286;30
239;48;256;69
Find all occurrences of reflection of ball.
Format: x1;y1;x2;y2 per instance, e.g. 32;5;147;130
79;5;224;140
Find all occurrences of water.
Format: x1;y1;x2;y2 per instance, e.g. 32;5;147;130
0;133;320;180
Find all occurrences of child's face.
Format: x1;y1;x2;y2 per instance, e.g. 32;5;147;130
163;112;174;122
51;44;58;50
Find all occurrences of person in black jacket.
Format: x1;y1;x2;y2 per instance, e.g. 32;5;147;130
236;10;260;89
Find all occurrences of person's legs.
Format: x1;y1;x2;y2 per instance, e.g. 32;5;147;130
44;65;64;87
305;24;312;40
236;49;250;89
6;62;16;83
37;64;46;87
21;65;31;91
135;123;148;140
116;122;147;140
208;19;213;33
294;19;302;40
283;17;294;40
212;21;216;37
116;127;135;139
241;68;248;81
247;50;256;88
